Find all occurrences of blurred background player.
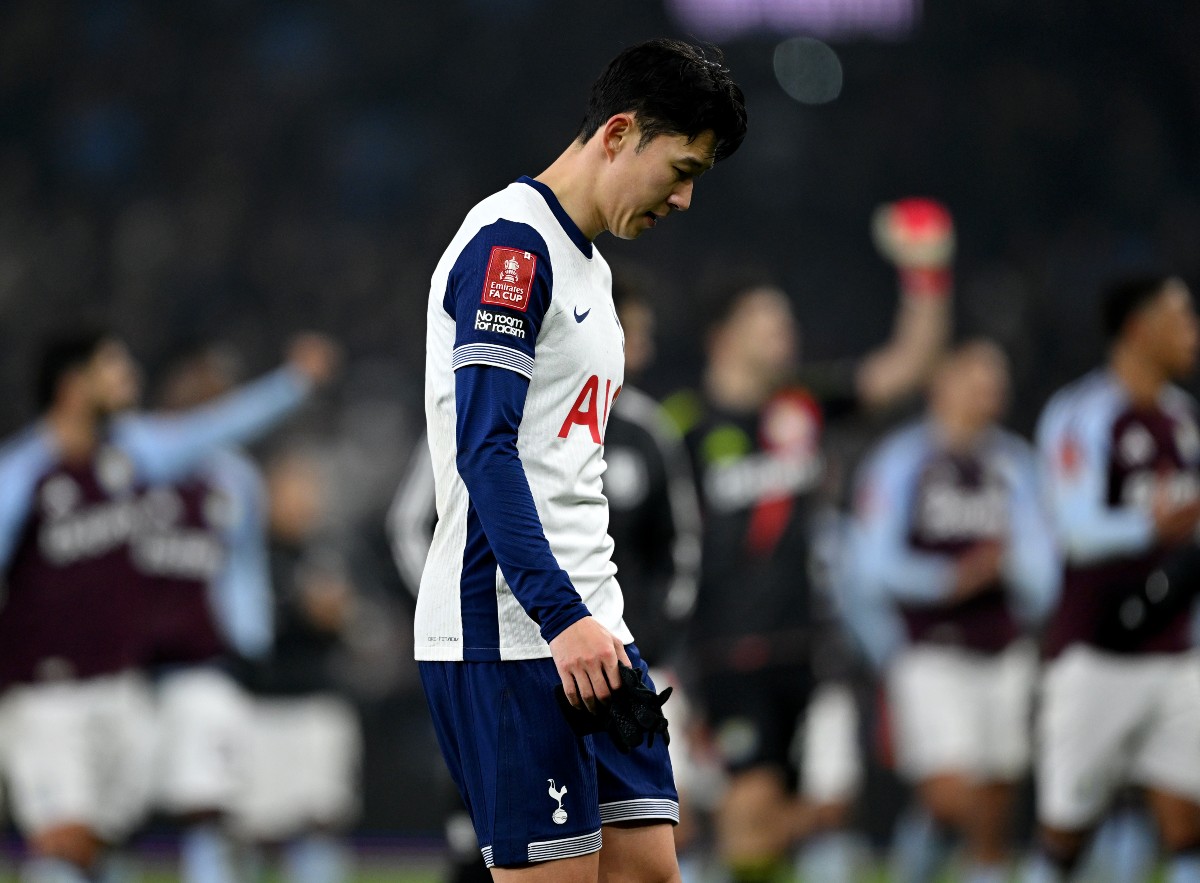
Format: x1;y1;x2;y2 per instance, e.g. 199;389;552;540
234;445;364;883
0;328;336;883
663;197;954;883
137;342;291;883
1027;274;1200;883
851;339;1059;883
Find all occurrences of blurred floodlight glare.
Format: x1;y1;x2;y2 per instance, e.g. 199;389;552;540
666;0;919;40
773;37;844;105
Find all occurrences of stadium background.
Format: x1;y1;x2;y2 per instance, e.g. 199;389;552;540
1;0;1198;873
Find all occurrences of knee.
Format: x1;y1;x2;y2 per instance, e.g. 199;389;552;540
30;823;104;871
919;775;970;828
1159;816;1200;853
1036;825;1087;872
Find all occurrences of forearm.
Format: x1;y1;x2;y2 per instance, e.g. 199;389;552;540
855;293;951;408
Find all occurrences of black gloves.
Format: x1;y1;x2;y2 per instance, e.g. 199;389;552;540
554;661;672;753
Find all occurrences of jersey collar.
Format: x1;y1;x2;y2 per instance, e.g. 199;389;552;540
518;176;593;259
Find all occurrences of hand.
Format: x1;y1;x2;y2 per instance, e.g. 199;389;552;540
871;197;955;298
952;540;1004;600
548;617;632;714
287;333;341;386
1152;490;1200;547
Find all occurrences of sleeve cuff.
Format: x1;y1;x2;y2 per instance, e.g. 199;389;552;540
539;601;592;644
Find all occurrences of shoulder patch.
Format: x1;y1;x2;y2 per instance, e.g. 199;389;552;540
481;246;537;313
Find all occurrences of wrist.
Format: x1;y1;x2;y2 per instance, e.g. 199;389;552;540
900;266;952;299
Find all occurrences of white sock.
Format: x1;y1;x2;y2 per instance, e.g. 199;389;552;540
283;834;351;883
890;807;952;883
1169;853;1200;883
21;858;92;883
180;823;238;883
797;831;864;883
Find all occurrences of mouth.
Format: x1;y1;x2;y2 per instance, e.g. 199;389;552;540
645;212;662;228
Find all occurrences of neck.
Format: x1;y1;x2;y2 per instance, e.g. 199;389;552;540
45;405;99;464
535;144;604;241
933;410;984;451
705;359;772;413
1110;344;1166;407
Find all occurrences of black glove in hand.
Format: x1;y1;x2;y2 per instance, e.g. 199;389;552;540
553;662;672;753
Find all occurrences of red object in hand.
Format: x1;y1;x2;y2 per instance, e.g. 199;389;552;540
871;197;955;298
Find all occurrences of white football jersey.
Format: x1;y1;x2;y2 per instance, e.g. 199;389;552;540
416;177;632;661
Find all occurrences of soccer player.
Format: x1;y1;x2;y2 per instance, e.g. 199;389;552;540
852;340;1059;883
1027;274;1200;883
414;39;746;881
138;344;280;883
0;329;336;883
663;198;953;883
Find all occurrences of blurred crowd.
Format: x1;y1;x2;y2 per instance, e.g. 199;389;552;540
2;0;1200;881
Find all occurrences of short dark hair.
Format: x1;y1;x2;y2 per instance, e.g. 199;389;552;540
1101;273;1174;341
36;327;110;410
576;39;747;163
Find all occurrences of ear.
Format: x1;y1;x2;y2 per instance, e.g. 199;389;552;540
600;113;637;162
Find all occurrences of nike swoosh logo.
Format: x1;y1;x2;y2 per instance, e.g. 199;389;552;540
573;307;591;323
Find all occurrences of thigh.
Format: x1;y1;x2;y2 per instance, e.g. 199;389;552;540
598;821;680;883
155;667;251;814
978;641;1037;781
420;659;603;870
798;681;861;805
1134;655;1200;804
593;646;678;827
1036;647;1149;831
4;682;95;837
888;646;977;780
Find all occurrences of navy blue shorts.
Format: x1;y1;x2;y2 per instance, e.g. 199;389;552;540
419;643;678;868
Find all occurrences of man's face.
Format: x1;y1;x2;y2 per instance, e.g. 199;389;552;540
934;343;1010;430
602;125;716;240
87;339;142;415
723;287;798;382
1139;280;1200;379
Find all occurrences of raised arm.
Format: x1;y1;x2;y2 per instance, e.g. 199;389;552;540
113;334;338;485
854;198;955;409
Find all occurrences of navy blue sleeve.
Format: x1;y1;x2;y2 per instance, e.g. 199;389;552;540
454;367;588;644
448;220;553;379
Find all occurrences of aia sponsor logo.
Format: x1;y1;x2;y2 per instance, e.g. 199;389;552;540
481;247;536;312
558;375;621;444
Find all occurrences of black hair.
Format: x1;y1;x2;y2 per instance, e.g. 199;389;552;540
1101;273;1174;341
576;39;747;163
35;327;111;410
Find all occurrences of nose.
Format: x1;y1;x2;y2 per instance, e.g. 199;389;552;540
668;178;694;212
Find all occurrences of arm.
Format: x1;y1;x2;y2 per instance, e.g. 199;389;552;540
1037;401;1155;564
114;367;310;484
0;428;57;573
999;444;1062;625
835;518;908;671
454;365;589;641
854;198;955;409
208;451;273;659
386;435;436;598
854;436;957;604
